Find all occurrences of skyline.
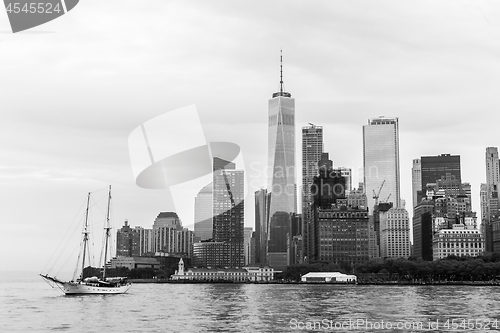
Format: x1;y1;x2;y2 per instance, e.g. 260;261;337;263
2;0;500;271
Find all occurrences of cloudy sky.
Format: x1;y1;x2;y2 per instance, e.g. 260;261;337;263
2;0;500;273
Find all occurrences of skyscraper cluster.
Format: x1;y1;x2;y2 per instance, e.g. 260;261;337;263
412;154;482;260
116;54;494;272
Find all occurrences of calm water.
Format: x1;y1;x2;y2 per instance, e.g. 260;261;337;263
2;278;500;332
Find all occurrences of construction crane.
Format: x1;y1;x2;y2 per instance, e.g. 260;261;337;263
372;180;385;206
382;193;391;203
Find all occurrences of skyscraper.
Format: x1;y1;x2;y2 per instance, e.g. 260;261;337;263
380;206;411;259
485;147;500;221
268;52;296;219
212;157;245;267
484;147;500;252
194;183;213;241
412;158;422;208
116;220;141;257
254;188;269;265
152;212;193;257
301;124;323;261
363;116;401;212
266;52;295;267
420;154;461;191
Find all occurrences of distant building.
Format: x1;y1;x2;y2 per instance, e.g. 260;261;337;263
412;158;422;208
116;220;141;257
307;153;347;262
313;204;370;266
152;212;194;258
194;184;213;242
432;224;483;260
302;124;323;262
109;257;160;270
244;227;253;266
483;147;500;253
420;154;461;194
254;189;269;265
138;228;153;256
192;242;230;268
171;258;277;282
212;158;245;268
412;200;434;261
267;211;291;269
301;272;357;283
363;116;401;213
379;206;411;259
338;167;352;194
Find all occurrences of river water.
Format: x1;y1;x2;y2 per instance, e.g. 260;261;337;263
2;278;500;332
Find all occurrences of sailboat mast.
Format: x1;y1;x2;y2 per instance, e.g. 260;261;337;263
103;185;112;280
81;192;91;280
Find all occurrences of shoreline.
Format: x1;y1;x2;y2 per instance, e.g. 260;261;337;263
128;279;500;286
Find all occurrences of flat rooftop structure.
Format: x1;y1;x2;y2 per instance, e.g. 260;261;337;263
301;272;357;283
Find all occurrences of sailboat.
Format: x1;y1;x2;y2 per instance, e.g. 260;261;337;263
40;186;131;295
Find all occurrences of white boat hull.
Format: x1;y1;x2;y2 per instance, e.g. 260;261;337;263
62;282;131;295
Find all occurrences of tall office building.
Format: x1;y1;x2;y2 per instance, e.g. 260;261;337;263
412;200;435;261
152;212;193;257
308;153;348;262
420;154;461;191
116;220;141;257
194;184;213;241
254;189;269;265
484;147;500;252
266;53;295;267
301;124;323;261
268;52;296;219
379;206;411;259
480;183;489;224
339;167;352;194
412;159;422;208
363;116;400;212
244;227;253;266
212;157;245;267
486;147;500;189
485;147;500;221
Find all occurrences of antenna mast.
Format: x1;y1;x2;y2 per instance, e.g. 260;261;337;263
280;49;284;94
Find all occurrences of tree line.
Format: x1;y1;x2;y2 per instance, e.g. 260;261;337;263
279;253;500;282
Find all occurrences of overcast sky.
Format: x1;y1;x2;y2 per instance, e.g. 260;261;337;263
2;0;500;273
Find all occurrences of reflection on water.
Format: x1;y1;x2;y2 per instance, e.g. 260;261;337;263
2;280;500;332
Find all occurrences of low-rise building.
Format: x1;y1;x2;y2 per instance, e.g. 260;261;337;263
170;258;276;282
301;272;357;283
432;224;484;260
109;257;160;270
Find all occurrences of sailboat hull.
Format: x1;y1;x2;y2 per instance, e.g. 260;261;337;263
62;282;131;295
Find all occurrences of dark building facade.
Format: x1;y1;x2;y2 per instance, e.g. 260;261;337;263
192;242;231;268
412;200;434;261
254;189;270;265
211;157;245;268
419;154;461;202
306;153;369;265
116;220;141;257
313;205;370;266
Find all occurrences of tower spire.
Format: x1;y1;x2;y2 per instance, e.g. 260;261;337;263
272;49;291;98
280;49;283;94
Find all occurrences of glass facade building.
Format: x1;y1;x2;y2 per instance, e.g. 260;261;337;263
266;55;296;267
212;158;245;268
420;154;461;191
363;117;401;212
194;183;213;241
268;94;295;217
